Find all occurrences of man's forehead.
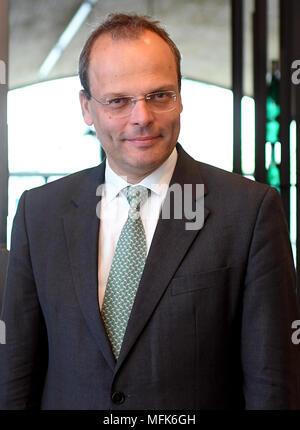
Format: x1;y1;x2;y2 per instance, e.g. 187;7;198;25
90;30;171;59
87;29;178;94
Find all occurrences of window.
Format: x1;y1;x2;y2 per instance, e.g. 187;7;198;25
9;76;295;257
7;76;100;248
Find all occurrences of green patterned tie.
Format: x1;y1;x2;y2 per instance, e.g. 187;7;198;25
101;185;149;359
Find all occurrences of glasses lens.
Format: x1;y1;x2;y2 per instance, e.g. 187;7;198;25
107;97;132;117
101;92;177;118
148;92;176;113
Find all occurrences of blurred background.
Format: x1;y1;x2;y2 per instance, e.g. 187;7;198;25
1;0;300;298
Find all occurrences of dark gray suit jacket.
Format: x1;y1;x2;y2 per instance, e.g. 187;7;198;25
0;145;299;409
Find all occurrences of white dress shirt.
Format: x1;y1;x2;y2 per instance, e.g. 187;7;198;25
98;148;178;310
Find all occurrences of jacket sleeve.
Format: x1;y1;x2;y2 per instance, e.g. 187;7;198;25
0;191;48;410
241;186;300;409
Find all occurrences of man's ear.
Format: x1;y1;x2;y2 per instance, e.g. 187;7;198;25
178;93;183;114
79;90;94;126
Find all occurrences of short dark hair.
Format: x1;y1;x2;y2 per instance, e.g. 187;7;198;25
79;13;182;98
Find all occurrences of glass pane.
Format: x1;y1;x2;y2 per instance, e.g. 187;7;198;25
8;76;100;174
241;96;255;175
47;175;65;183
243;175;255;182
290;120;296;186
290;121;297;266
290;185;297;267
180;79;233;172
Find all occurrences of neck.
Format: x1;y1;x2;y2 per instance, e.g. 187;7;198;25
108;163;161;184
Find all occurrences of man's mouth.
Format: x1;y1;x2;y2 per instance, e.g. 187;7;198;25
126;135;160;145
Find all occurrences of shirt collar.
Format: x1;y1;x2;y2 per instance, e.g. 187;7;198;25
104;147;178;203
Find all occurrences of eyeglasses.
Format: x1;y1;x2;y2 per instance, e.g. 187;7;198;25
90;90;178;118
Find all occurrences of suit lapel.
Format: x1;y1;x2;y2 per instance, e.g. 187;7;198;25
61;147;210;373
116;146;210;372
62;162;116;371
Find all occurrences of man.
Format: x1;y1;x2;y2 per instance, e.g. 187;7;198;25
0;13;299;410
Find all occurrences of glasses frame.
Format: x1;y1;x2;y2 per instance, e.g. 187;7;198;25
89;90;178;117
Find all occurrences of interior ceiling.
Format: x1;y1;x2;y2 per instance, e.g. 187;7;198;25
9;0;279;95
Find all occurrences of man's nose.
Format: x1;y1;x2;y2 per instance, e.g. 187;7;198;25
129;99;154;126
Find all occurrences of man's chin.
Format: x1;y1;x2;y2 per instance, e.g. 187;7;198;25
122;156;160;178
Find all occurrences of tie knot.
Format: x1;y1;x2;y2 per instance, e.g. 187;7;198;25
123;185;149;212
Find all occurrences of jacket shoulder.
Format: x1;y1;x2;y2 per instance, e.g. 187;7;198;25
20;163;104;215
29;163;103;195
198;161;268;191
177;144;271;198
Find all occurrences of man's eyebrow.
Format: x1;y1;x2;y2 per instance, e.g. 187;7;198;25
150;85;177;92
101;92;127;99
101;85;177;99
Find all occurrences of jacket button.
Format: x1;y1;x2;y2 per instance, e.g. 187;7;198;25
111;391;125;404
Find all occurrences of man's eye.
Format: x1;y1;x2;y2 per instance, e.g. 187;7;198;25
109;98;126;105
154;92;167;99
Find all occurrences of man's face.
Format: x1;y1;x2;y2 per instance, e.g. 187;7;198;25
80;30;182;183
